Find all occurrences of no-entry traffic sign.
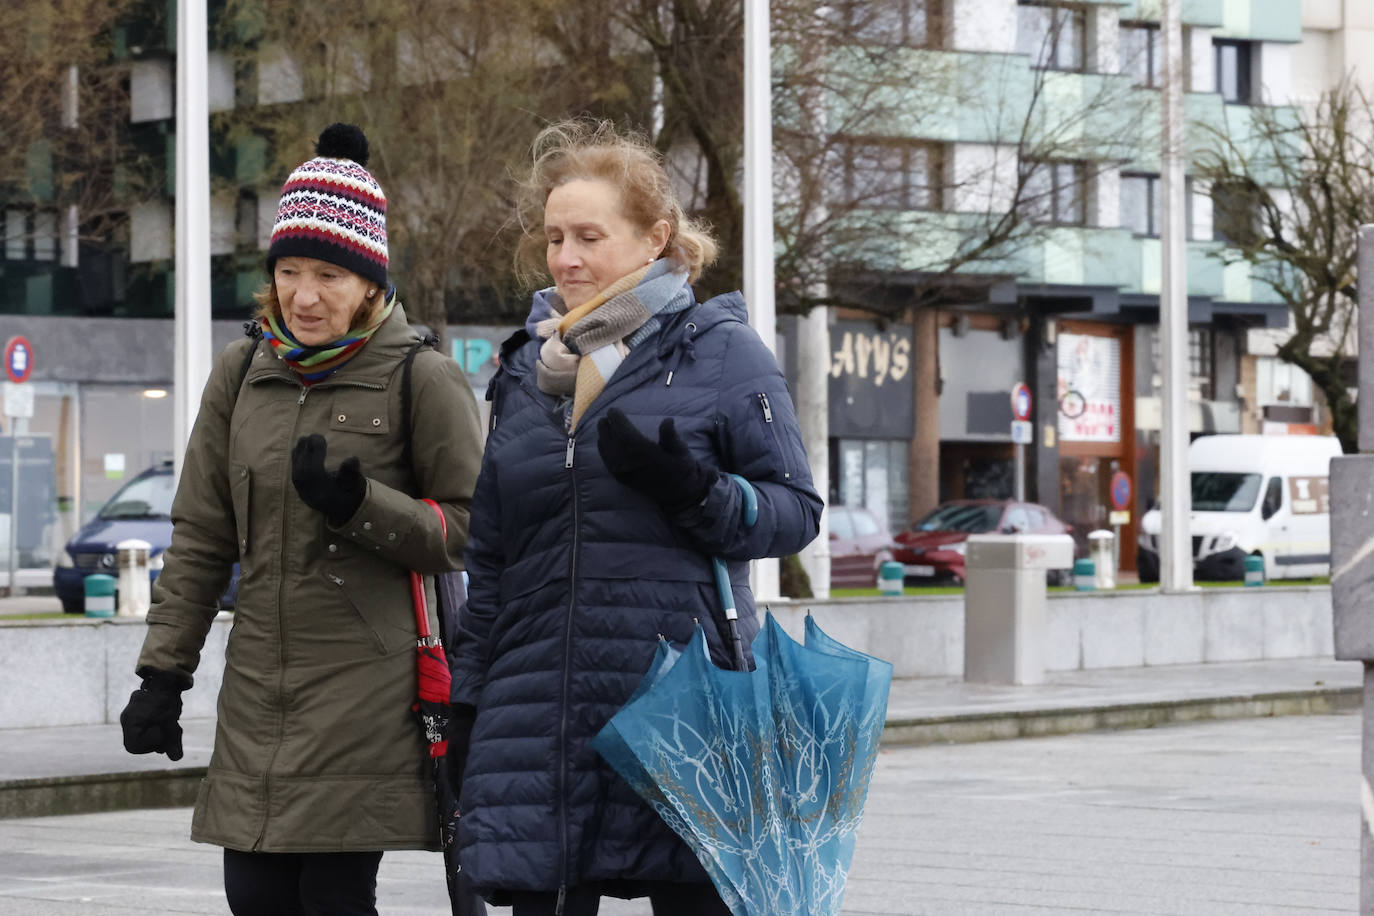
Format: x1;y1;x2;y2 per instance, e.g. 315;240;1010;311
1110;470;1132;511
4;336;32;384
1010;382;1032;421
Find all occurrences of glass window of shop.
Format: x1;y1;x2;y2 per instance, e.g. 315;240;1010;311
80;386;173;522
0;381;80;570
833;439;910;535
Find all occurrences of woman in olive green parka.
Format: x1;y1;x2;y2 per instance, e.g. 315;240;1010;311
119;124;484;916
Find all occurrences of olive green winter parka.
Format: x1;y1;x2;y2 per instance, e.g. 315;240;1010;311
136;303;483;853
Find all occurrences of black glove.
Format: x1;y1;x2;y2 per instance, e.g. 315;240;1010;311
445;703;477;794
291;434;367;526
119;668;190;761
596;409;716;512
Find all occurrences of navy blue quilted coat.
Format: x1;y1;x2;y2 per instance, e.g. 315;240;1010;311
451;290;822;898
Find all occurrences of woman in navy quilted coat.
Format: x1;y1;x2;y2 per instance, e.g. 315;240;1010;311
448;120;822;916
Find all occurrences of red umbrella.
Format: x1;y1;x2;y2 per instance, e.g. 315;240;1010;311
413;500;486;915
412;499;453;759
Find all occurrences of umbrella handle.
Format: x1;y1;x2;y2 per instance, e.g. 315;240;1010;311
713;475;757;672
411;499;449;641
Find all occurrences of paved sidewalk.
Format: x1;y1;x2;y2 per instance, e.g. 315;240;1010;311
0;714;1360;914
0;654;1362;819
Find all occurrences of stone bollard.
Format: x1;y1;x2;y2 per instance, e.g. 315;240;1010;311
1330;222;1374;912
1087;530;1116;589
115;539;152;617
963;533;1074;685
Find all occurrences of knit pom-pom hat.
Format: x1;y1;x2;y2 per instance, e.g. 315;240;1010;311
266;123;388;290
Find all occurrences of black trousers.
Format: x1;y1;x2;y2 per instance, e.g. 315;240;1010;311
509;881;733;916
223;848;384;916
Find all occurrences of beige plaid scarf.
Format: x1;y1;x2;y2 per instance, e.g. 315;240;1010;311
535;261;691;431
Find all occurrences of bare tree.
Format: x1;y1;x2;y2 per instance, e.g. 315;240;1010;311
1194;79;1374;453
618;0;1152;319
219;0;611;339
0;0;156;305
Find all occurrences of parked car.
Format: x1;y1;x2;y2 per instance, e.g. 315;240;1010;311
1137;433;1340;583
828;504;897;589
53;461;239;614
893;499;1073;584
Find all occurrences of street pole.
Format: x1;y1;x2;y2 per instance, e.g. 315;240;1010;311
1014;444;1025;502
1159;0;1192;592
173;0;213;480
7;434;17;597
745;0;779;600
796;309;831;598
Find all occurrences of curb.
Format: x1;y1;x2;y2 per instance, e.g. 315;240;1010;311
1;687;1360;819
0;767;205;819
881;686;1362;746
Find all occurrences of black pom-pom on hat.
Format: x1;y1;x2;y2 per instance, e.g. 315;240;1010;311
315;123;369;166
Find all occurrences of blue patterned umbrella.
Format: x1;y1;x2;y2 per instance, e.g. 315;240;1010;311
593;613;892;916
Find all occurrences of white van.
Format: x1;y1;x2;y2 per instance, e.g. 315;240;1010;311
1137;434;1340;582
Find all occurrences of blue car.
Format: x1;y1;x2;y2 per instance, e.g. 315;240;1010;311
53;461;239;614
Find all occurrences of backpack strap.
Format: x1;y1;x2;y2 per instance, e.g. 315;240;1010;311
400;334;440;495
233;321;264;405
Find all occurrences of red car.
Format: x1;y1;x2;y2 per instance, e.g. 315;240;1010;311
893;499;1072;584
827;504;897;589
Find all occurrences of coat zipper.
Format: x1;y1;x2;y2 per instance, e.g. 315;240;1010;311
557;436;578;911
758;392;792;480
255;381;309;849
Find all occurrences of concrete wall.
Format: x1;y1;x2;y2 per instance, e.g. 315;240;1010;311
0;615;228;730
0;586;1333;730
767;584;1332;678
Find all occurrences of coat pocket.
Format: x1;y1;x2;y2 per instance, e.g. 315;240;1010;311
328;391;391;436
321;566;396;655
230;463;251;556
754;391;794;481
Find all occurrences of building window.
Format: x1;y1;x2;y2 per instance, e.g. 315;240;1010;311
1150;327;1215;399
1257;356;1313;407
1022;160;1085;226
843;0;942;48
1211;181;1258;246
1189;328;1213;398
1017;2;1086;72
1120;173;1160;236
1120;22;1162;88
840;140;942;210
1214;39;1252;104
3;208;59;262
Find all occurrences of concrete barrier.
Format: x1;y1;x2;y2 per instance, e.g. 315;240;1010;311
0;614;228;730
763;585;1332;680
0;587;1334;729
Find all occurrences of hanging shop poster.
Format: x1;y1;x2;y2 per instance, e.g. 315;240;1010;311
1056;332;1121;443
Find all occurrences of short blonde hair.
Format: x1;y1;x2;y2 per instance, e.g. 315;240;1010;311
516;119;718;285
251;280;384;331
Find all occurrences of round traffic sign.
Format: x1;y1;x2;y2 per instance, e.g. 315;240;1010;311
1110;470;1132;511
1010;382;1032;421
4;336;32;383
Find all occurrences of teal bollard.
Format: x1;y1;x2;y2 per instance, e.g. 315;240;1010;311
84;574;116;618
1073;557;1095;591
878;560;904;596
1243;554;1264;587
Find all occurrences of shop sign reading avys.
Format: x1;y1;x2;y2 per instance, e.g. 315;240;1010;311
829;321;913;439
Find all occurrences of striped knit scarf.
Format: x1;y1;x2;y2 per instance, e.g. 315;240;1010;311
262;291;397;385
533;259;692;431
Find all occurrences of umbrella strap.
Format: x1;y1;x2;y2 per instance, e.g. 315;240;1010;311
410;499;450;640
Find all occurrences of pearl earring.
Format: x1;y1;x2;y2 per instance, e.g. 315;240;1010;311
367;288;376;298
